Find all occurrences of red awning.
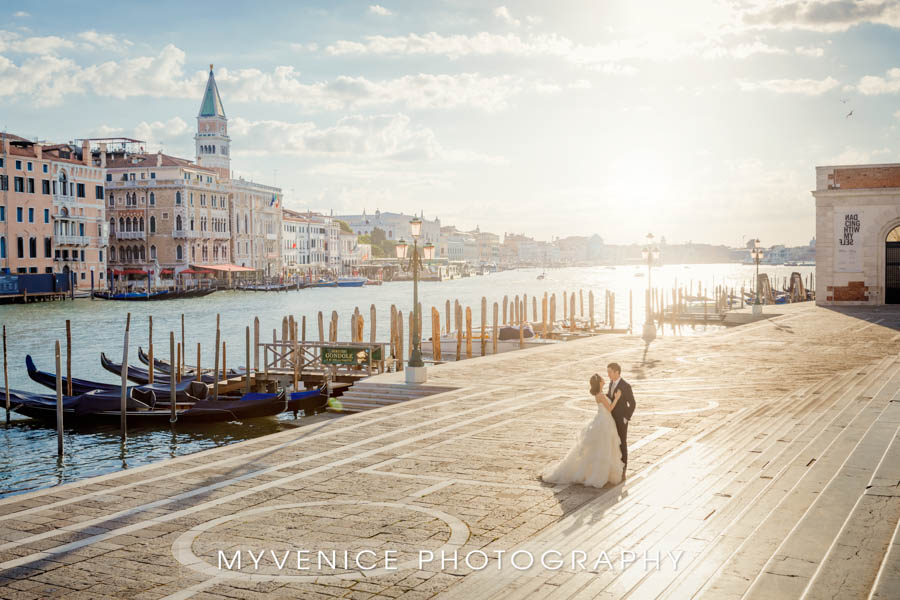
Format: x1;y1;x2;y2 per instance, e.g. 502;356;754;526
111;269;151;276
180;268;212;275
192;263;257;273
160;268;174;275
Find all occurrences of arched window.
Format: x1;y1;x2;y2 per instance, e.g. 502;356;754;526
125;217;132;232
110;246;116;261
149;216;156;233
0;237;4;259
28;238;36;258
119;217;125;232
176;215;183;231
244;215;248;233
16;237;24;258
44;237;51;258
176;191;182;205
149;192;155;205
139;246;145;261
190;218;194;231
150;245;156;259
124;246;131;261
139;217;144;232
176;245;183;261
58;172;68;196
109;218;115;233
211;145;216;154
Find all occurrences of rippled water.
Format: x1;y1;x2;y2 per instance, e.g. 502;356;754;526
0;263;813;497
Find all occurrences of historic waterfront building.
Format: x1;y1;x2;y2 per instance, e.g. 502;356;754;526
813;162;900;305
104;146;231;283
282;208;344;277
0;134;107;289
336;210;441;245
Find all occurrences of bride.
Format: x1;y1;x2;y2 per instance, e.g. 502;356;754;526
541;373;625;488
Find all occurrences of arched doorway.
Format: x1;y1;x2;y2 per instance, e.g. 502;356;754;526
887;226;900;303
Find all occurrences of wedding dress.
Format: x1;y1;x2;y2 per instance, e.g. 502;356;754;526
541;403;624;488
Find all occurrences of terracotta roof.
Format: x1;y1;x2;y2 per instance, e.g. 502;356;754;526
105;152;215;173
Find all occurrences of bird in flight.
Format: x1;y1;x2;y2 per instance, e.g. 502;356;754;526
846;110;854;118
840;98;849;104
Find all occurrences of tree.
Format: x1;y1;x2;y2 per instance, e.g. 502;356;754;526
358;233;373;245
336;219;353;234
371;227;387;246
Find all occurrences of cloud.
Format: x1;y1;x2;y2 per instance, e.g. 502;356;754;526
741;0;900;32
856;67;900;94
0;29;132;54
738;75;840;95
228;113;503;164
825;146;893;164
795;45;825;57
0;45;521;111
494;6;520;27
368;5;391;16
13;11;29;18
323;30;789;68
568;79;592;89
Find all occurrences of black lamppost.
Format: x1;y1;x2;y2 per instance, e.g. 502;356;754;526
751;239;764;315
395;218;436;377
641;233;660;344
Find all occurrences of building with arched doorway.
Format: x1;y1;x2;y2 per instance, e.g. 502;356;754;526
813;163;900;304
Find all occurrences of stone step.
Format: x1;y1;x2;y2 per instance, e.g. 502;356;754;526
679;358;900;599
654;358;899;600
584;363;881;599
458;366;860;600
539;359;893;600
797;399;900;600
448;381;820;600
870;500;900;600
740;364;900;599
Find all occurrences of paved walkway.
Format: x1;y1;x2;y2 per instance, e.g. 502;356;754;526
1;303;899;599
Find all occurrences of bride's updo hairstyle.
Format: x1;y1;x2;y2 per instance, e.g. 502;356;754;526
589;373;602;396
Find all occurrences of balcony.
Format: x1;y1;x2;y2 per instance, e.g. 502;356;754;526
54;234;92;247
114;231;146;240
172;229;200;239
213;230;230;239
107;179;158;188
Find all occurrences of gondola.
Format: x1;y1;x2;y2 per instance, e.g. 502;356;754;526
287;387;329;414
136;347;245;379
93;290;174;301
7;388;289;425
100;352;178;385
26;355;209;402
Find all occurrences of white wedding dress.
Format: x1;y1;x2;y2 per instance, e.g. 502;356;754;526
541;403;624;488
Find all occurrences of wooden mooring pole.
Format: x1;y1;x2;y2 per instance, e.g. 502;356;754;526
3;325;9;425
120;313;131;440
170;333;177;424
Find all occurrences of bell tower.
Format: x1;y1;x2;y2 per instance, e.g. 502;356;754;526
195;64;231;179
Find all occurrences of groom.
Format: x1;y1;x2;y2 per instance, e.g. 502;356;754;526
607;362;635;480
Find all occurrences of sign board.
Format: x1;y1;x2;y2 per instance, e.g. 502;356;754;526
834;209;865;273
321;345;382;366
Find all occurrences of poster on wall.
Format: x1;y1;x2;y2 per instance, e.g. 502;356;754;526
834;209;865;272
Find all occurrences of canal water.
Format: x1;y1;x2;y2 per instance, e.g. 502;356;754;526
0;263;812;498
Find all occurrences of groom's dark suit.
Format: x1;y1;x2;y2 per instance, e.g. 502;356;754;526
609;378;636;469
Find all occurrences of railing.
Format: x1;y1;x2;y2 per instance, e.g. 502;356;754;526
172;229;200;238
114;231;146;240
259;341;387;378
53;234;92;246
107;180;158;188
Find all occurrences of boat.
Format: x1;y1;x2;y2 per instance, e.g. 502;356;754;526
135;347;245;380
337;277;366;287
93;287;217;301
26;355;209;402
6;388;289;425
536;272;546;280
364;279;382;286
287;387;328;414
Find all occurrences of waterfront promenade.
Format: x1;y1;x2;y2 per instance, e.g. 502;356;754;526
0;303;898;599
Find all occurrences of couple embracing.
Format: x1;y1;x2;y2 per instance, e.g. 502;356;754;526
541;363;636;488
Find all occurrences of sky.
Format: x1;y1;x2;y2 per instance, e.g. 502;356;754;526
3;0;900;247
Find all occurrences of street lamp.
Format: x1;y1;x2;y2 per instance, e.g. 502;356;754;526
751;239;764;315
641;233;660;344
395;218;433;383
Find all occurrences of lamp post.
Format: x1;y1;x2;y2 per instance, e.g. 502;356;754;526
396;218;435;383
751;239;764;316
641;233;660;344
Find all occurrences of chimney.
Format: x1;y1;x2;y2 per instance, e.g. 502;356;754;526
156;151;162;167
99;143;107;168
2;134;9;156
82;140;91;165
34;143;42;161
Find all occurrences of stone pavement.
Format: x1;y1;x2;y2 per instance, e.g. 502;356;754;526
0;303;899;599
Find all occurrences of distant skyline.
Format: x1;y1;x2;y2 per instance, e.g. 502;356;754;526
3;1;900;246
